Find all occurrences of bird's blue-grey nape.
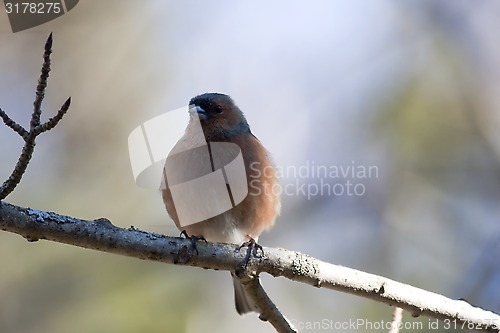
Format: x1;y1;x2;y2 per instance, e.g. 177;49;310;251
189;92;232;107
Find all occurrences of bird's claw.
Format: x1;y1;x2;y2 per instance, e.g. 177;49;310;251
180;230;207;255
236;237;264;269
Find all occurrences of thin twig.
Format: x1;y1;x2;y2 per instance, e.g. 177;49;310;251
31;32;52;130
0;141;36;199
0;201;499;333
0;108;28;139
33;97;71;135
388;307;403;333
0;33;70;200
239;275;297;333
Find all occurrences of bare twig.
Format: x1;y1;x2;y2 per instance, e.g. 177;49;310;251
0;140;36;199
31;32;52;130
388;307;403;333
33;97;71;135
0;109;28;139
0;201;499;333
238;274;297;333
0;33;71;200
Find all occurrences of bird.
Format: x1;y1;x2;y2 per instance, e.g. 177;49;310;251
162;92;280;315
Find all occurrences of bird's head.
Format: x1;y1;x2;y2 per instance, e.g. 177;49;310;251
188;93;251;140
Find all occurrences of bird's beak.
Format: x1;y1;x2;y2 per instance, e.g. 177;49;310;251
188;105;208;120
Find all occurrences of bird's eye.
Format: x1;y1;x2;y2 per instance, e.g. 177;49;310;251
215;105;223;113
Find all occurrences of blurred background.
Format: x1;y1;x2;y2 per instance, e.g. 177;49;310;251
1;1;499;332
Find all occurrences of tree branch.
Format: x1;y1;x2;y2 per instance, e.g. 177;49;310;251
31;33;53;129
0;33;70;200
238;274;297;333
388;307;403;333
0;201;498;333
0;109;28;139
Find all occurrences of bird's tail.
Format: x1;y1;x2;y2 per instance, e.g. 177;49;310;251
232;273;257;315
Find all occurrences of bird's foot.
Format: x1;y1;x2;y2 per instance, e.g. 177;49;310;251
236;237;264;269
180;230;207;255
